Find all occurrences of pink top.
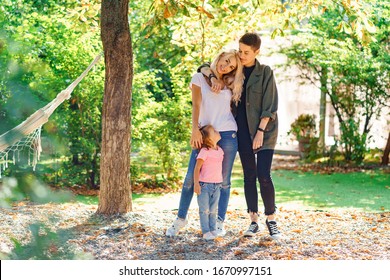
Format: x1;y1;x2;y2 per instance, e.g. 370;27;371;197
197;146;224;183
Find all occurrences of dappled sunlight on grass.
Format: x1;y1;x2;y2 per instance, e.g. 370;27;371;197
274;170;389;212
73;192;162;206
74;195;98;205
71;158;389;213
228;156;390;212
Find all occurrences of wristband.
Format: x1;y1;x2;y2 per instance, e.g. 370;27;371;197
208;73;217;80
257;127;265;132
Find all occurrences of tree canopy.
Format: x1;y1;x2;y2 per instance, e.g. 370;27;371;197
0;0;388;196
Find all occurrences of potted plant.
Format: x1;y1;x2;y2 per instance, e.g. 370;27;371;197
288;114;318;158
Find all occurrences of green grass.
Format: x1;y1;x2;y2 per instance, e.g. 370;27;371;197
73;167;389;213
231;168;390;212
60;156;390;213
73;195;99;205
72;193;161;205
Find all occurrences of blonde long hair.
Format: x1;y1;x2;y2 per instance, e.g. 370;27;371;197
209;50;244;106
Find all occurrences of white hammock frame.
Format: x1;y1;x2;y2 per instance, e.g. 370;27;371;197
0;54;102;176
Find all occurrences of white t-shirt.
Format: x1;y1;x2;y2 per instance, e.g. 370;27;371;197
190;73;237;132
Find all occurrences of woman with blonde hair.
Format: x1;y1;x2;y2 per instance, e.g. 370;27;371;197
166;49;243;237
208;50;244;104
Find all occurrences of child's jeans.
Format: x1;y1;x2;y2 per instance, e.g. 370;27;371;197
178;131;237;221
197;182;221;234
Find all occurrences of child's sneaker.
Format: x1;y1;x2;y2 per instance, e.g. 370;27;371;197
166;218;187;237
214;219;226;236
203;232;216;240
243;222;259;237
266;219;282;240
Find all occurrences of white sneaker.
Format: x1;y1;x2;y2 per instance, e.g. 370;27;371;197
203;232;215;240
214;219;226;236
166;218;187;237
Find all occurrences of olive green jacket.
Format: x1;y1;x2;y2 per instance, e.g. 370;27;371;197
234;59;278;152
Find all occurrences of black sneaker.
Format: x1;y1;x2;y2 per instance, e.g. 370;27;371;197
266;219;282;240
244;222;259;237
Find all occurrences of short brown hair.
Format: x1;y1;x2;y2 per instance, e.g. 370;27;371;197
239;32;261;51
199;125;214;149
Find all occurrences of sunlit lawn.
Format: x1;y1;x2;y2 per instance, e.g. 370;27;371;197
230;160;390;213
74;193;160;205
73;158;390;213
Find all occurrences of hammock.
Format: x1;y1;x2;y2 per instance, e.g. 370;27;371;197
0;54;102;177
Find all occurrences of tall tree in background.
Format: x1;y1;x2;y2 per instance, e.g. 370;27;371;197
97;0;133;214
281;0;389;163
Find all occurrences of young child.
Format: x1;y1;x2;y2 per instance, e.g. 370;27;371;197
194;125;224;240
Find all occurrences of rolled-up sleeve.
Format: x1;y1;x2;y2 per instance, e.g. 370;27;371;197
261;67;278;120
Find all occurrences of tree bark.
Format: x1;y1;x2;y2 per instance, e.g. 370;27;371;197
381;132;390;166
318;67;327;154
97;0;133;214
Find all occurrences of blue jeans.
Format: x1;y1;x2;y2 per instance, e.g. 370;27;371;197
177;131;238;221
197;182;221;234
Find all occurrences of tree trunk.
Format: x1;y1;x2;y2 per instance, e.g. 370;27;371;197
381;132;390;166
97;0;133;214
318;67;327;154
89;151;98;189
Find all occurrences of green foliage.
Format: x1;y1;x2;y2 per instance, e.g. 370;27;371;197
280;0;389;164
288;114;320;160
6;222;92;260
1;0;387;261
288;114;317;141
0;166;87;260
270;0;379;45
1;0;387;191
146;0;275;63
0;0;104;188
9;224;69;260
131;67;191;182
339;119;368;163
128;0;279;184
0;172;72;208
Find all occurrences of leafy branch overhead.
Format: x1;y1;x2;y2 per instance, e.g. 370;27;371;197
146;0;378;45
0;0;387;194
